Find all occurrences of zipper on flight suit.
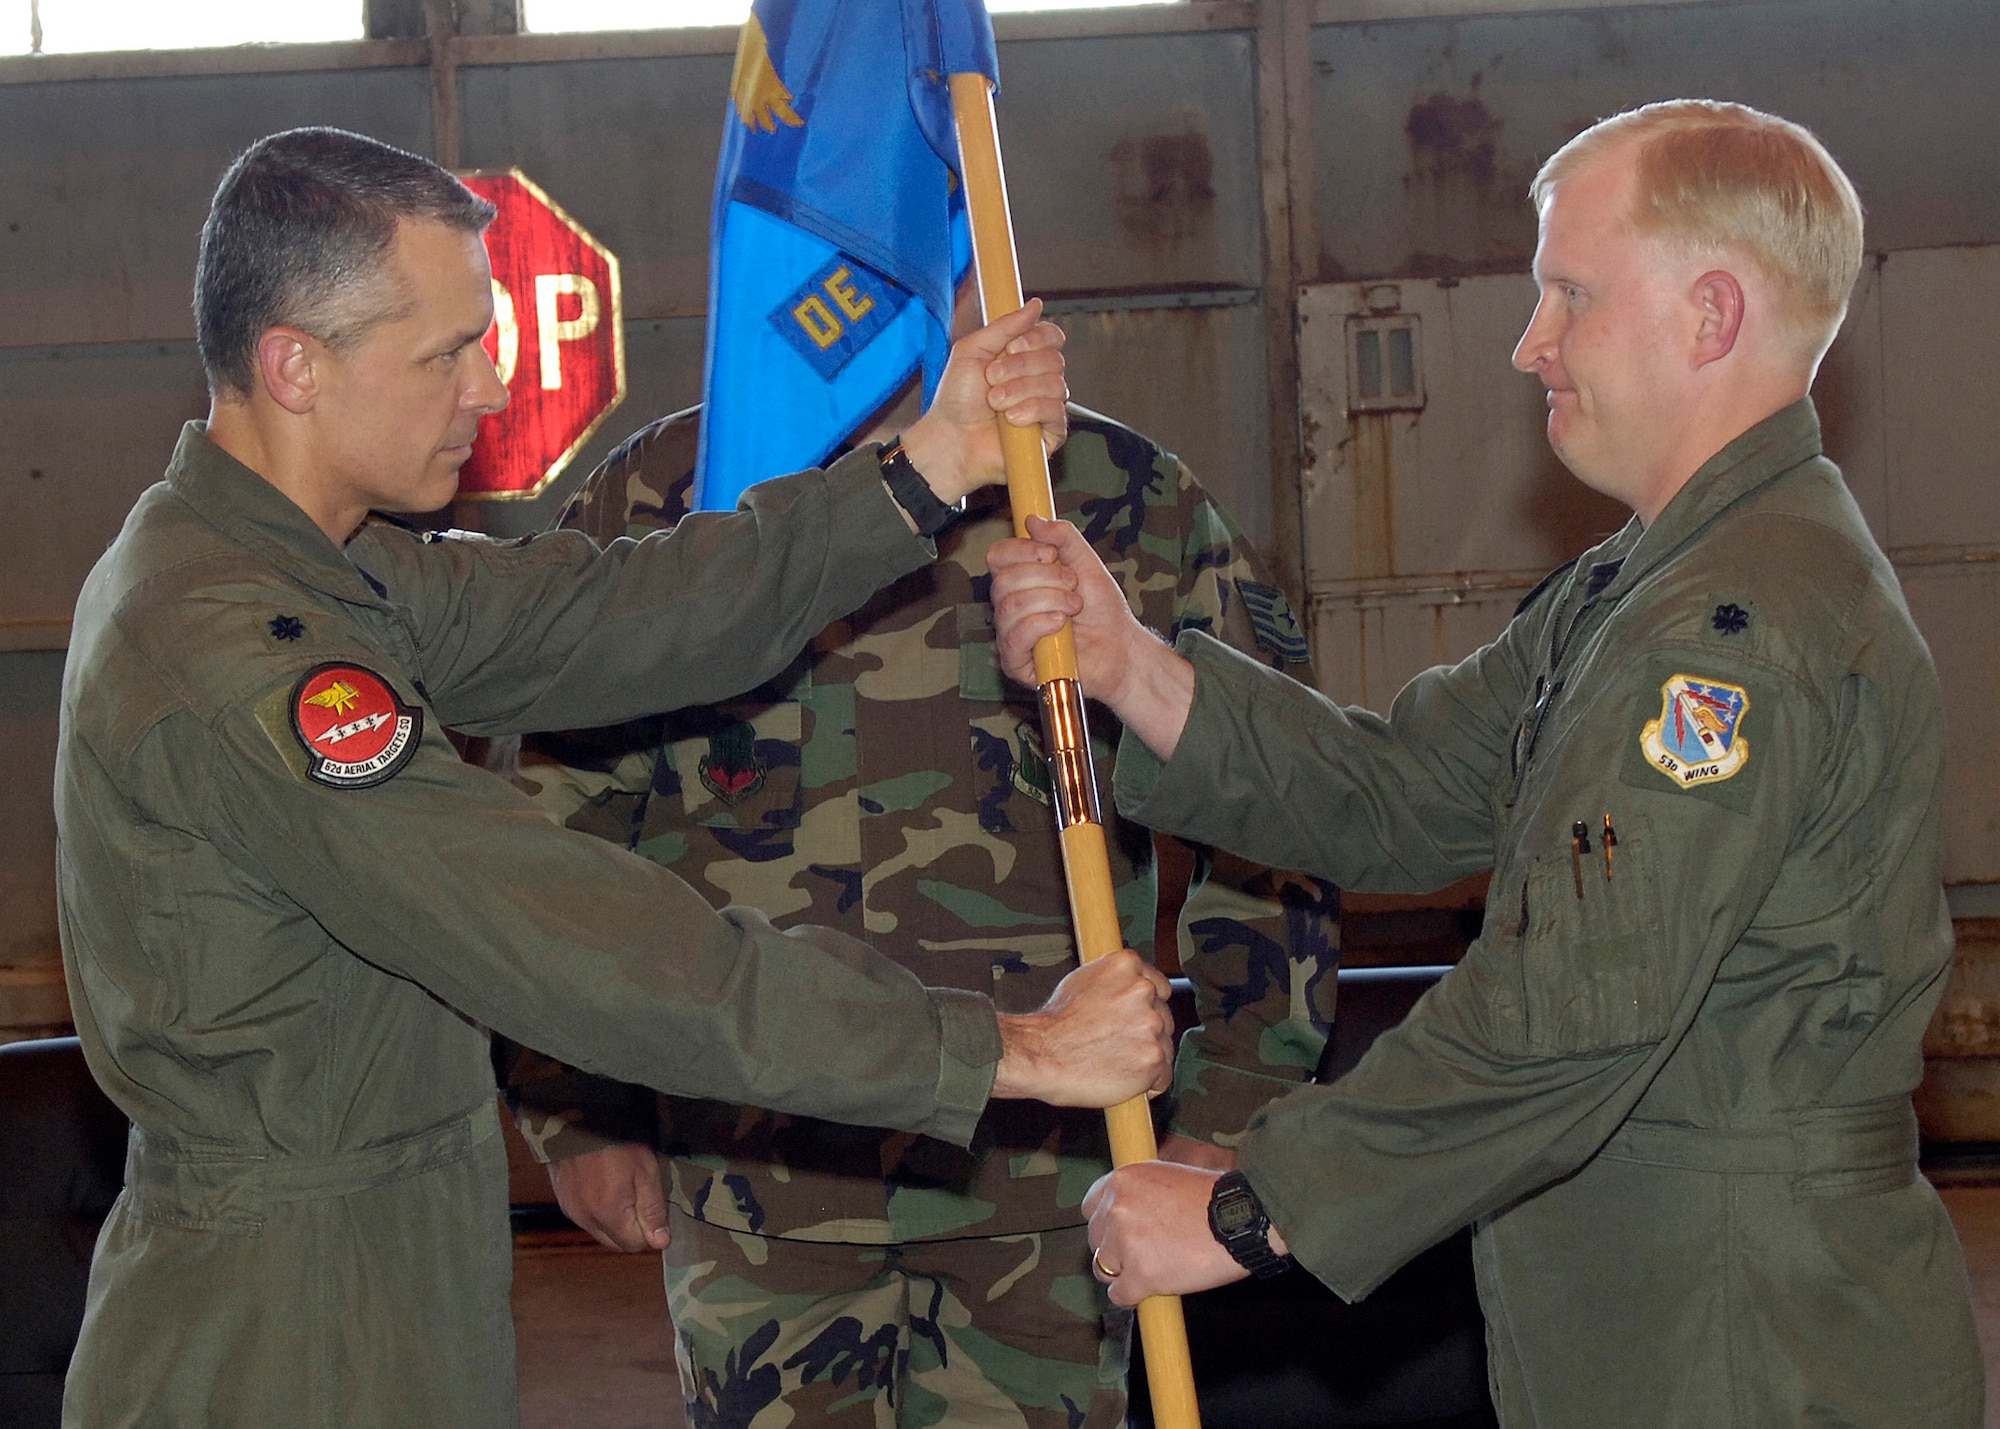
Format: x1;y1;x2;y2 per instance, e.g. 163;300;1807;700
1509;559;1627;934
1514;560;1623;782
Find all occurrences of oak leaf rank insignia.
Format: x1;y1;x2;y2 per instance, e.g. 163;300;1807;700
1641;673;1750;788
290;663;422;789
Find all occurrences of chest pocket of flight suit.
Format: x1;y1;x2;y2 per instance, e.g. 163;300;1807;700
1507;812;1670;1058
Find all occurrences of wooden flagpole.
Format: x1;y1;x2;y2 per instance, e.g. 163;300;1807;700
949;71;1203;1429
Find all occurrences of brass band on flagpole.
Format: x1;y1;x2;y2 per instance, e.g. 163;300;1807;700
949;71;1204;1429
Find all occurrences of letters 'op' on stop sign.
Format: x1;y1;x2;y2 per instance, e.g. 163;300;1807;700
455;169;625;500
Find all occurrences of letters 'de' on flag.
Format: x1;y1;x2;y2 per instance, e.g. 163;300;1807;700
456;169;625;500
695;0;999;512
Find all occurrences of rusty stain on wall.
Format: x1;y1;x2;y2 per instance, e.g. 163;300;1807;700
1336;81;1538;283
1110;130;1216;245
1405;90;1503;190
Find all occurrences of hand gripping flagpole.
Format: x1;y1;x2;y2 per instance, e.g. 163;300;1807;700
949;72;1202;1429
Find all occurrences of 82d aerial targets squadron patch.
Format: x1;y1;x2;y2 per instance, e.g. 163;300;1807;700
289;663;422;789
1641;673;1750;788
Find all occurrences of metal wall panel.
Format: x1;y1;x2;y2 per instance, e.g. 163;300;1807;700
1905;565;2000;886
997;31;1262;296
455;30;1261;326
0;69;434;348
1048;297;1272;553
1876;244;2000;886
1814;261;1888;533
0;341;208;636
1311;587;1518;715
0;651;66;1039
1879;245;2000;552
457;55;733;323
1309;0;2000;283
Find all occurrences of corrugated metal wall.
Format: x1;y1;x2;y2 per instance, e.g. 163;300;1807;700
2;0;1997;1037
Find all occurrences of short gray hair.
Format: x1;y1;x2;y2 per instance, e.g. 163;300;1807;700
195;127;496;396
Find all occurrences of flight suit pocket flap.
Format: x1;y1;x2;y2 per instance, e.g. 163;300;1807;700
1516;813;1668;1058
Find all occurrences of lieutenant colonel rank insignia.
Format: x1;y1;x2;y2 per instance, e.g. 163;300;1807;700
1641;674;1750;788
290;663;422;789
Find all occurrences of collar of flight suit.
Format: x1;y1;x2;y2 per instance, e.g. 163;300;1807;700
164;421;401;613
1592;398;1824;606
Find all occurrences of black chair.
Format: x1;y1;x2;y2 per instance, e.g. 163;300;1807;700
1131;967;1496;1429
0;1037;128;1429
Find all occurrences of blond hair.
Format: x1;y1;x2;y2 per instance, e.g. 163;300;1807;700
1532;101;1864;355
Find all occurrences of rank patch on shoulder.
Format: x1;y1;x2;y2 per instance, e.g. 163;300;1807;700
290;663;422;789
1640;674;1750;788
1237;580;1310;664
1711;602;1750;636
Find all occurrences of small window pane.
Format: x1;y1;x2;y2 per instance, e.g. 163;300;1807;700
5;0;361;56
1354;329;1383;402
1387;325;1415;398
522;0;1179;34
521;0;743;30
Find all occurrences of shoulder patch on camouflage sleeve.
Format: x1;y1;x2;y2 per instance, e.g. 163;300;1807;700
1235;580;1309;663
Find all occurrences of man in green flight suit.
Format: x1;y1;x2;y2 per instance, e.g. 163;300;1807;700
506;392;1340;1427
990;101;1984;1426
55;127;1178;1429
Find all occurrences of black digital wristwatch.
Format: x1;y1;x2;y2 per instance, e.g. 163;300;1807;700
1208;1170;1293;1280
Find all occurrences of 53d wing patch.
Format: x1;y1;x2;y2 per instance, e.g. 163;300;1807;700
290;663;422;789
1641;673;1749;788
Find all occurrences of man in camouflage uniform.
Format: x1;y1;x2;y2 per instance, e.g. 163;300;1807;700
509;400;1339;1428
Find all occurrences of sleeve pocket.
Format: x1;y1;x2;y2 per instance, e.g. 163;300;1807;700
1514;813;1670;1058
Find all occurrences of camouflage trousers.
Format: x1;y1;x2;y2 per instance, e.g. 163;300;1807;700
662;1207;1131;1428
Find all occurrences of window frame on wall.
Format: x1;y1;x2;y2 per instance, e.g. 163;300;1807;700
3;0;367;57
517;0;1190;38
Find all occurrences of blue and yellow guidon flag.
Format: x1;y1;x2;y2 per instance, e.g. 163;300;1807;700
694;0;999;511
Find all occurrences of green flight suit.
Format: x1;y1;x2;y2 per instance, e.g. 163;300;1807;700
55;424;1006;1429
1115;402;1982;1427
506;407;1339;1426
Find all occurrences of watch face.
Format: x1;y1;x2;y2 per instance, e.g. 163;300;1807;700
1215;1195;1259;1236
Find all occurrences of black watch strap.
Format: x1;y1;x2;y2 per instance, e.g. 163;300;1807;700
877;436;963;539
1208;1170;1293;1280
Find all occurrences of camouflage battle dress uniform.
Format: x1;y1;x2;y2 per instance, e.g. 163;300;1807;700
510;406;1340;1428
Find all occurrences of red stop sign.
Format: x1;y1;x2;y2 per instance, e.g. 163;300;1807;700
455;169;625;500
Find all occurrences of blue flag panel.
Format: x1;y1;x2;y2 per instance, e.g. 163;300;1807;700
694;0;998;511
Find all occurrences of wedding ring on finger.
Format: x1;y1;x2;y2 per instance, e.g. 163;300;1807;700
1092;1246;1121;1280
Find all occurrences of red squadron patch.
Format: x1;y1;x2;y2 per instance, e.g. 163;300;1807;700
289;663;423;789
